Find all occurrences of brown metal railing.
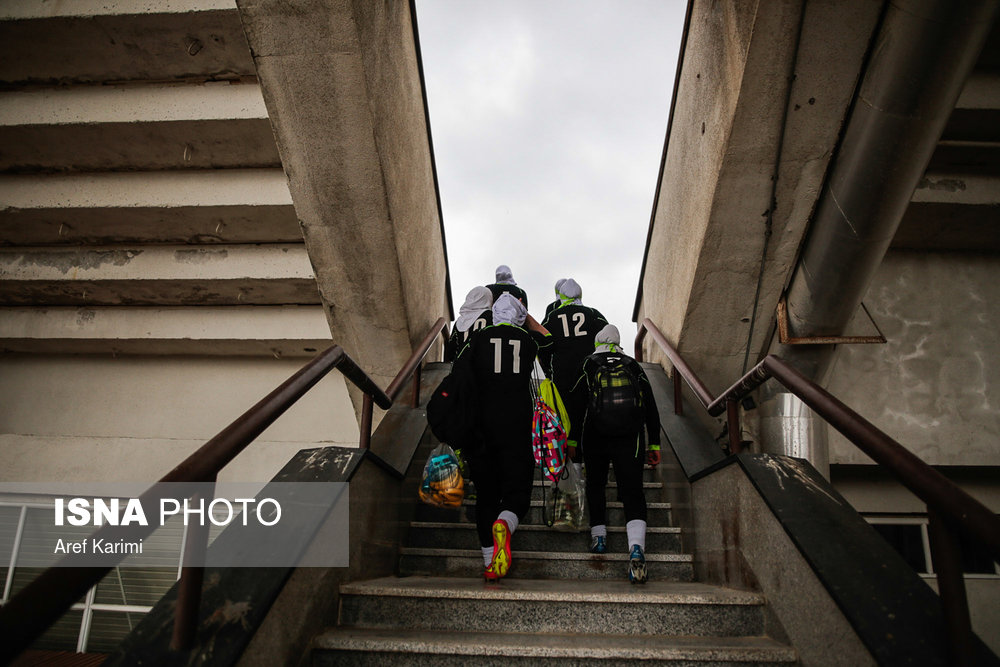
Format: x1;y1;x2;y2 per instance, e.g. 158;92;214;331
0;317;449;662
635;317;1000;666
360;317;451;449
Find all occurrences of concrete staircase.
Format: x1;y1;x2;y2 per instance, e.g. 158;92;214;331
313;448;799;665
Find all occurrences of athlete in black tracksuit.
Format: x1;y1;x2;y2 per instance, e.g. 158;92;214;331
445;286;494;362
538;279;608;458
455;292;550;579
486;264;529;309
543;278;567;319
572;324;661;583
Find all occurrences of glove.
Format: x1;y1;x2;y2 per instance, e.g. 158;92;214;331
646;447;661;466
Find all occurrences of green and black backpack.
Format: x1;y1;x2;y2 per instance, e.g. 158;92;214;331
587;354;643;436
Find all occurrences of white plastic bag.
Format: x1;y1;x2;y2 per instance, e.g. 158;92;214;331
545;464;585;532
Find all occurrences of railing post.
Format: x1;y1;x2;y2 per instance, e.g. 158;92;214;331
673;370;683;416
726;399;742;454
927;507;974;666
171;475;216;651
411;364;422;408
359;393;374;450
634;323;647;363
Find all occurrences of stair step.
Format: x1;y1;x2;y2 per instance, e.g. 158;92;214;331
313;628;798;666
414;500;673;527
406;522;684;553
340;576;767;637
398;548;693;581
526;478;662;501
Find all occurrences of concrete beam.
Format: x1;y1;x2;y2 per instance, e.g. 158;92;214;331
0;169;300;245
0;1;252;85
0;244;320;306
0;82;279;172
895;173;1000;250
637;0;881;392
0;305;332;357
237;0;450;391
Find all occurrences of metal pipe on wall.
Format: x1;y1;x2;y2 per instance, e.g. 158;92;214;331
760;0;999;469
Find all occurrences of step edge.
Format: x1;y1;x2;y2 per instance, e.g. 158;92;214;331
341;578;765;605
408;522;681;534
313;628;798;661
399;547;693;563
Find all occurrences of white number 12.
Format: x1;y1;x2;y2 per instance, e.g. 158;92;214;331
557;312;586;337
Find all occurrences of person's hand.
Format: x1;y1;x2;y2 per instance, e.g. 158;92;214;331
646;449;661;466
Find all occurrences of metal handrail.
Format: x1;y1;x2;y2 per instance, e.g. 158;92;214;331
635;317;1000;665
0;319;448;662
359;317;450;449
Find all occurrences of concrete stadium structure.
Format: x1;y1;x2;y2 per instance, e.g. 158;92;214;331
0;0;996;663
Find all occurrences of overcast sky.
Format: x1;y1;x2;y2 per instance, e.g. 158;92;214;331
415;1;686;354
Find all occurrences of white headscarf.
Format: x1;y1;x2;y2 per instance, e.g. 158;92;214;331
554;278;566;295
495;264;517;285
558;278;582;306
594;324;622;354
492;292;527;327
455;286;493;332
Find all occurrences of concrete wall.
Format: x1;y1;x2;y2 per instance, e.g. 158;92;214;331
0;353;360;483
828;250;1000;467
637;0;880;392
692;460;876;667
237;0;451;396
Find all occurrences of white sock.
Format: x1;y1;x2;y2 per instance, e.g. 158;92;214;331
498;510;519;534
482;546;493;566
626;519;647;552
590;525;607;539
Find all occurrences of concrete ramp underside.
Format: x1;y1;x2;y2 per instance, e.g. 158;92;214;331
236;0;450;395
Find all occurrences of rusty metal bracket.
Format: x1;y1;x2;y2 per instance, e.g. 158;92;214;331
777;297;886;345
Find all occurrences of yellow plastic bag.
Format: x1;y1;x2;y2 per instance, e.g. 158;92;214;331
538;378;571;436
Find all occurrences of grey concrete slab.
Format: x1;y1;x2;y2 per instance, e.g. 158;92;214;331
0;244;320;306
398;547;693;582
406;522;683;554
0;6;253;84
340;576;767;637
314;627;798;666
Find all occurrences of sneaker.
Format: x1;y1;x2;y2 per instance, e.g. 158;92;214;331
589;535;607;554
483;563;500;581
628;544;647;584
490;519;512;578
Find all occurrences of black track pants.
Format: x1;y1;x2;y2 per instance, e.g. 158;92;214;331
468;440;535;548
582;429;647;527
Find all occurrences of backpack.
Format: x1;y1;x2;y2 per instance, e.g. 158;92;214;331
587;354;644;436
426;364;476;447
532;379;568;482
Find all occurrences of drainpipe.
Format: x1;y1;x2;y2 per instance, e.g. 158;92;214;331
759;0;999;476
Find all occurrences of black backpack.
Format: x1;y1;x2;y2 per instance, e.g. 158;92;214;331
426;363;477;447
587;354;643;436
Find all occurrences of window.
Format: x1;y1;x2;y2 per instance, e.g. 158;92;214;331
865;514;999;578
0;499;228;654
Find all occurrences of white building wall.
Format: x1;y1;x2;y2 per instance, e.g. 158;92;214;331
0;352;359;484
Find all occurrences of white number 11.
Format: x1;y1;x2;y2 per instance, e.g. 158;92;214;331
490;338;522;373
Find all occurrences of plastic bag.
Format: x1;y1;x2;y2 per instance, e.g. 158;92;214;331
544;463;585;532
418;443;465;509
